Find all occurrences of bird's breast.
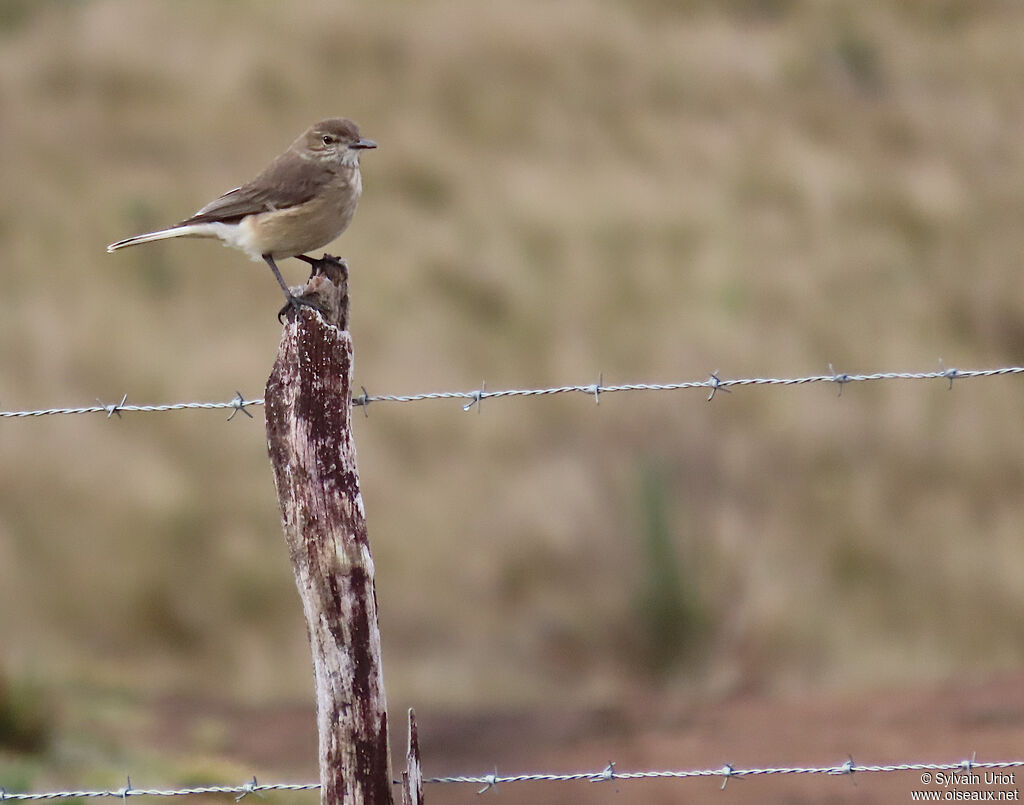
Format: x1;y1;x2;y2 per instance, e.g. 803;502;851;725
251;168;363;258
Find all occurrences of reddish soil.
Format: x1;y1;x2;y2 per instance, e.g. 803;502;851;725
148;671;1024;804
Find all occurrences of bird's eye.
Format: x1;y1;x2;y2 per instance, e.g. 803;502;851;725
322;135;334;145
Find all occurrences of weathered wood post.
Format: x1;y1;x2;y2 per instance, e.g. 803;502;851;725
401;709;422;805
264;256;393;805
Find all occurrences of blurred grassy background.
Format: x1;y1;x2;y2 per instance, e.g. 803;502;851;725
2;0;1024;791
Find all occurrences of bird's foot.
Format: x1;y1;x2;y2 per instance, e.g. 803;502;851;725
277;293;327;323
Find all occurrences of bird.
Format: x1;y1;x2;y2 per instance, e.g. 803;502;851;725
107;118;376;312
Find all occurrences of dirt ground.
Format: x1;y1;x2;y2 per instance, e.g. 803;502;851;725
142;671;1024;805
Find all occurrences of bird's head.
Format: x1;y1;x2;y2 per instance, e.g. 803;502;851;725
301;118;377;166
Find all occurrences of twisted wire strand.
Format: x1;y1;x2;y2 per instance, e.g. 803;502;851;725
3;759;1022;799
2;365;1022;418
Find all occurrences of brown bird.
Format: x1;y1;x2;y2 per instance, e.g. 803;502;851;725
108;118;376;312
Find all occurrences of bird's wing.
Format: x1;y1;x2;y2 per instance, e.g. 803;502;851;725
178;150;334;226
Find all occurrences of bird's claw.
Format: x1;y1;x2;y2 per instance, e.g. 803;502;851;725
277;293;327;323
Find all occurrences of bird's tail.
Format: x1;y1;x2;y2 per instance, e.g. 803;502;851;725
106;223;224;253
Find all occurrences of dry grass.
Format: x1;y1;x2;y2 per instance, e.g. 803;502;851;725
2;0;1024;761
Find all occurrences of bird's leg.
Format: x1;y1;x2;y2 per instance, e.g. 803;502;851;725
295;253;347;282
263;253;297;298
293;255;350;328
295;253;320;281
263;254;325;321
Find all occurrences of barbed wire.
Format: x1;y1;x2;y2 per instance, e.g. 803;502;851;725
0;392;262;420
3;757;1022;800
2;364;1023;420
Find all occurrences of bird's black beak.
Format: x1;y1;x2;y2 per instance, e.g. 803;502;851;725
351;138;377;150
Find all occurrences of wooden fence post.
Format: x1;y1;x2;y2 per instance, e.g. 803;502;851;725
401;709;423;805
264;257;393;805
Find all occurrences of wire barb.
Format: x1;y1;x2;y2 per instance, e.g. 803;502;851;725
828;363;850;397
828;756;857;785
227;392;254;421
591;762;616;782
705;371;731;402
476;770;499;795
719;763;743;789
463;381;486;413
101;394;128;419
935;358;961;390
352;386;372;417
233;777;260;802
